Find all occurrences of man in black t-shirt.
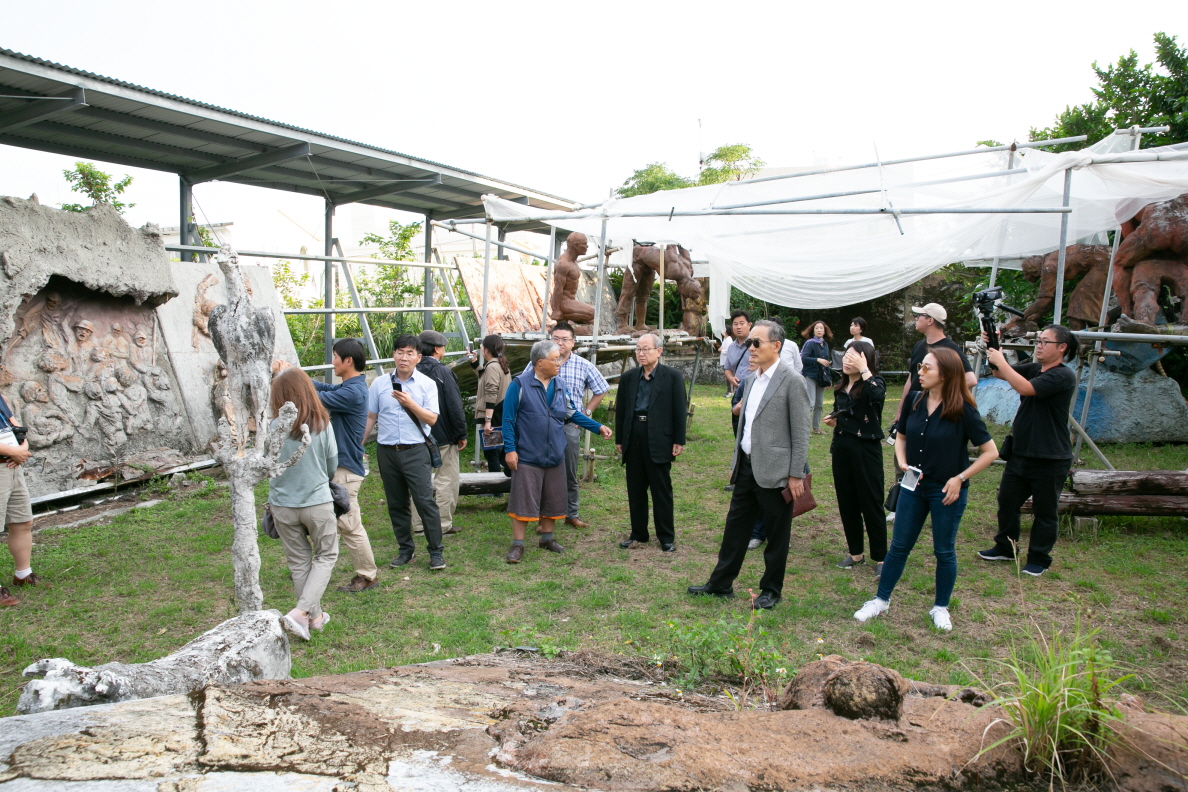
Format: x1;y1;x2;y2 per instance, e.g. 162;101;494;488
979;325;1079;576
896;303;977;423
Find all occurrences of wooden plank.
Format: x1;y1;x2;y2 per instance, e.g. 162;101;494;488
1022;493;1188;516
1068;469;1188;497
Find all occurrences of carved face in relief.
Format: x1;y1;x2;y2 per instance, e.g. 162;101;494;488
20;381;48;404
110;323;124;338
45;292;61;311
133;328;150;347
74;323;94;342
38;352;69;373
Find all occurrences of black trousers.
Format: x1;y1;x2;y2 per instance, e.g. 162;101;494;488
624;418;674;545
377;443;442;556
707;454;794;596
831;433;887;561
994;454;1071;569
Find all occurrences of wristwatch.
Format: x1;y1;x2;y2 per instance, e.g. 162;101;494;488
957;473;968;483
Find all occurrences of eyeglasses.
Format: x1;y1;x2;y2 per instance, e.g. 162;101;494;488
635;346;658;353
918;363;935;372
913;313;929;320
550;335;574;344
743;338;765;349
1034;338;1062;347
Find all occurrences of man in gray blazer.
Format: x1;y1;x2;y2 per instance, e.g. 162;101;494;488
688;319;810;609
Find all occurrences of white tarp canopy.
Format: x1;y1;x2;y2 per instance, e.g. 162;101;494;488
483;134;1188;336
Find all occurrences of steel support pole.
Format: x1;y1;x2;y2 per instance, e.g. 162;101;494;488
1072;129;1143;462
541;225;556;332
178;177;192;261
497;226;507;260
1051;168;1073;326
480;222;492;346
657;244;665;334
333;239;383;375
323;201;335;382
987;149;1016;290
423;215;434;331
584;218;609;482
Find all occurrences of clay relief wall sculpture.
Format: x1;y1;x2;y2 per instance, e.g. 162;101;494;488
0;278;194;497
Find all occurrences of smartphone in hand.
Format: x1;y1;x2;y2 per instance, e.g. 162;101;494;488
900;466;922;492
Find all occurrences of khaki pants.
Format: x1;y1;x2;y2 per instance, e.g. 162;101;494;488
332;467;378;580
412;442;461;533
271;501;338;620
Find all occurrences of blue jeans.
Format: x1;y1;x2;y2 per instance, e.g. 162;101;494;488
876;481;967;608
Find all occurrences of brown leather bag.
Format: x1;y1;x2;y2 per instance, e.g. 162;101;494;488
782;473;818;518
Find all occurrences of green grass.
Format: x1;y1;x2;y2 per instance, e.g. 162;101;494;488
1;384;1186;716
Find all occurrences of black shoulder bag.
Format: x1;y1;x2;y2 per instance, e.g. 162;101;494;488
392;374;443;468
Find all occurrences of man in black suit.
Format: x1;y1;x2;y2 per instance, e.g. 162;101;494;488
615;334;687;553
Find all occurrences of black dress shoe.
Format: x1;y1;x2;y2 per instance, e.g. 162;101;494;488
619;538;648;549
687;584;734;598
752;591;781;610
661;543;676;553
389;554;415;567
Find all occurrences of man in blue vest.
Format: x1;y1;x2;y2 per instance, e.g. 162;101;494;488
503;340;611;563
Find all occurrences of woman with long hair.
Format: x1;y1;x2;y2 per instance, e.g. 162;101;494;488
823;341;887;575
476;334;512;475
267;367;339;641
800;320;833;434
852;346;997;632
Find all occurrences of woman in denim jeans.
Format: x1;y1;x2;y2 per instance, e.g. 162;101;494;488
852;347;997;631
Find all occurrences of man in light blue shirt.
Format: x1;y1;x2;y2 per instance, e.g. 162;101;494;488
365;334;444;571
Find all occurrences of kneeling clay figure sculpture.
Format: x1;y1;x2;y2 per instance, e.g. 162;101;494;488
1114;193;1188;315
549;232;596;330
1002;244;1111;336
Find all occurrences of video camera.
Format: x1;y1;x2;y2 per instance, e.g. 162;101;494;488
972;286;1025;370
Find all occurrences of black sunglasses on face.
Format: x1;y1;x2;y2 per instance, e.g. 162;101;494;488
744;338;763;349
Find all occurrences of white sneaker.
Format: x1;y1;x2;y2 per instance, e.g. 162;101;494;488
853;598;890;623
747;538;762;550
885;512;895;523
929;606;952;631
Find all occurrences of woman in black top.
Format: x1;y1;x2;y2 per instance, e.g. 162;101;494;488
852;347;997;632
800;321;833;434
823;342;886;575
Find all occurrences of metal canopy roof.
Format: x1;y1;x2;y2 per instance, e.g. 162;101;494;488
0;48;578;220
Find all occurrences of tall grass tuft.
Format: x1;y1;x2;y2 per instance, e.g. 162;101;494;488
982;622;1133;788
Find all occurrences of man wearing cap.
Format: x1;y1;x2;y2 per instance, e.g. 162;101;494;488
411;330;469;536
69;320;97;374
897;303;977;425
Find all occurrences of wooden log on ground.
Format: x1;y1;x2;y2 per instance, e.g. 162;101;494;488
1068;469;1188;497
458;472;511;496
1022;494;1188;516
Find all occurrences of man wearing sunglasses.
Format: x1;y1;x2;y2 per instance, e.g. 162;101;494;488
689;320;810;610
615;334;687;553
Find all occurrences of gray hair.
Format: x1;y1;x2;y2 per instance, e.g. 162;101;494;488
638;333;663;350
754;319;784;352
530;339;559;366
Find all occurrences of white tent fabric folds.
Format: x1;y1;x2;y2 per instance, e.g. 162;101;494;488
483;135;1188;335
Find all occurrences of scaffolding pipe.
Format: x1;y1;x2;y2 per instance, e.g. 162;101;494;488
433;221;550;262
334;239;383;375
1073;129;1145;462
1070;331;1188;345
163;245;455;270
1052;169;1074;326
478;206;1075;224
724;135;1089;186
423;216;434;331
584;217;610;482
658;244;665;334
284;307;462;315
323;201;335;382
541;225;556;332
480;222;492;344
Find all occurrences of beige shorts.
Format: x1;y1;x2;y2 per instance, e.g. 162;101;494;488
0;466;32;525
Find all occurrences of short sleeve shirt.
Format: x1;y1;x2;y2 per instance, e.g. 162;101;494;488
899;397;992;487
366;369;439;446
908;337;973;393
1010;362;1077;459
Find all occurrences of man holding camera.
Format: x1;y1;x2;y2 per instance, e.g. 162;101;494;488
979;325;1079;576
897;303;977;424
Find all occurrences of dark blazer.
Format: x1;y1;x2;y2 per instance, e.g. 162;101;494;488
615;363;687;464
416;356;468;446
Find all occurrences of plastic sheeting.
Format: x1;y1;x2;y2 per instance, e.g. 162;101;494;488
484;135;1188;336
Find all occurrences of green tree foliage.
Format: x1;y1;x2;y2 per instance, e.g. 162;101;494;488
697;144;765;185
616;163;693;198
615;144;764;197
1029;32;1187;150
60;162;134;213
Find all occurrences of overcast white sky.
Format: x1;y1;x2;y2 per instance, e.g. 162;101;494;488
1;1;1182;249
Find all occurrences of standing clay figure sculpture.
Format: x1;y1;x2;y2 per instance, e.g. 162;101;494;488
102;322;132;361
615;244;705;334
192;273;220;350
549;232;596;329
680;277;707;335
207;246;308;614
68;320;97;374
18;381;73;449
1113;193;1188;321
1002;245;1112;335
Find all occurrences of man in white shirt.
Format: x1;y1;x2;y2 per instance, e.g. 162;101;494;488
365;334;445;571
